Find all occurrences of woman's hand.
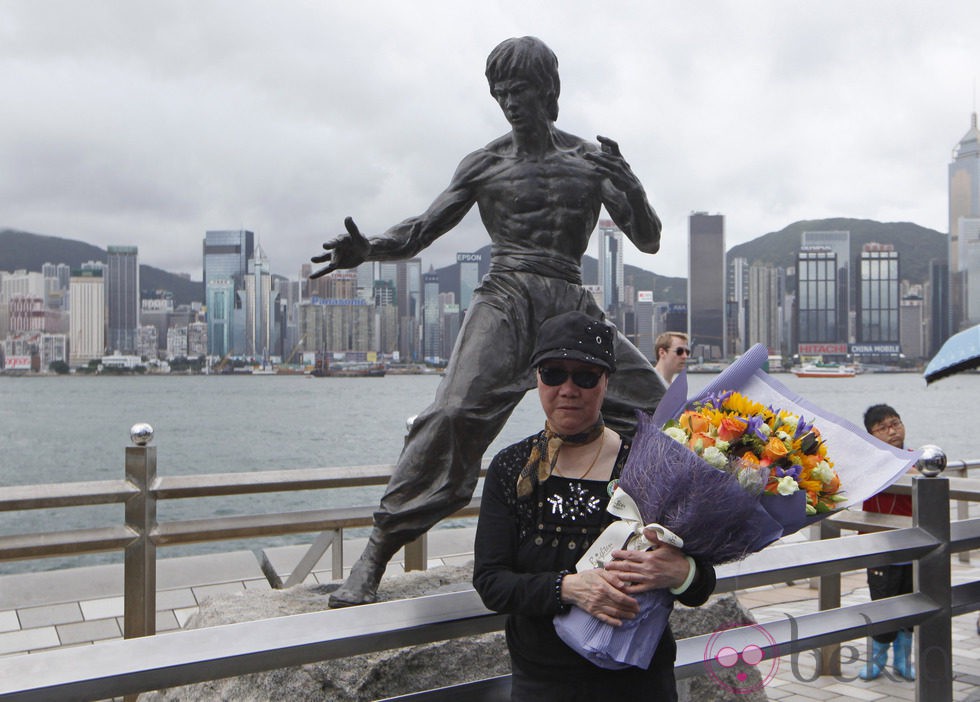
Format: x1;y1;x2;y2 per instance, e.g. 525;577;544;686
560;568;639;627
603;528;693;593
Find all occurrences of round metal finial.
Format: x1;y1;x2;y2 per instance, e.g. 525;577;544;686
130;423;154;446
915;444;946;477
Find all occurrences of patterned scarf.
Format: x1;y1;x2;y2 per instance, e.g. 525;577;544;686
516;417;605;500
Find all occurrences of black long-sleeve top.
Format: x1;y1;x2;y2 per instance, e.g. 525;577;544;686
473;432;716;699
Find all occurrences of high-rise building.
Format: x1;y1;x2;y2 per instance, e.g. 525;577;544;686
422;272;442;362
796;248;848;359
929;260;949;356
203;229;254;356
857;243;900;345
634;291;655;361
801;230;851;342
205;278;235;358
727;256;749;356
961;217;980;324
597;220;624;314
748;263;783;354
948;112;980;332
398;258;423;362
688;212;725;359
244;245;277;359
106;246;140;354
457;253;483;313
69;269;105;366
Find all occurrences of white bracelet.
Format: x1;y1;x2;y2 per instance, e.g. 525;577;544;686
669;556;697;596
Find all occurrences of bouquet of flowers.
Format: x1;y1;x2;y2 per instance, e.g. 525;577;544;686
554;343;921;670
666;389;846;528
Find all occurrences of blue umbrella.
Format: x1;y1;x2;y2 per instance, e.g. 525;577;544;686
923;323;980;384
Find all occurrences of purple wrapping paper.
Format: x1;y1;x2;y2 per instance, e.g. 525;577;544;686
555;343;923;670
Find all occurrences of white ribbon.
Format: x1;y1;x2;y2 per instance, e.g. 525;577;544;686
575;487;684;572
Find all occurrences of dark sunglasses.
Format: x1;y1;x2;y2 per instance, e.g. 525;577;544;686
538;366;604;389
673;347;691;356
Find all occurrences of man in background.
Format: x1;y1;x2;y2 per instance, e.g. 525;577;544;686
860;404;915;681
652;331;689;388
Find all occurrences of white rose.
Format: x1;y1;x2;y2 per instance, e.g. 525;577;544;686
811;461;835;484
664;426;688;444
776;475;799;495
713;438;730;452
758;423;772;438
702;446;728;469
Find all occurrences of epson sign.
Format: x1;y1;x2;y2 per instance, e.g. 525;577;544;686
457;253;482;263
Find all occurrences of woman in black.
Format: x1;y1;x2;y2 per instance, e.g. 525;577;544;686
473;311;716;701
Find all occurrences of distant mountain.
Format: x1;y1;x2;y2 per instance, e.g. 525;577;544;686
0;229;202;306
727;218;946;283
3;218;946;311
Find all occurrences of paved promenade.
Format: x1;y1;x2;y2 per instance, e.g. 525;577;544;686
1;530;978;701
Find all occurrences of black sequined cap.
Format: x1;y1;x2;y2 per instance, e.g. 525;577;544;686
530;311;616;372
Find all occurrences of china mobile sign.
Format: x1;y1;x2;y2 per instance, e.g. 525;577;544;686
3;356;31;371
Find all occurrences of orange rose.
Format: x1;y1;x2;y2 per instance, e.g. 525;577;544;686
717;416;747;442
739;451;760;467
762;437;789;462
680;411;710;435
689;432;716;450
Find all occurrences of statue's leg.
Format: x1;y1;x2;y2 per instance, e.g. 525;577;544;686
329;284;533;607
601;329;663;437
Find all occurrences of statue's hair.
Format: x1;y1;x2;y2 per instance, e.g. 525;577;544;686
485;36;560;121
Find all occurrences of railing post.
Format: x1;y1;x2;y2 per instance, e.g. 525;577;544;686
913;475;951;702
817;519;842;676
124;423;157;640
404;534;428;572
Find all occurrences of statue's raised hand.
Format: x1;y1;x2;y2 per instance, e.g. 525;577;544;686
310;217;371;279
585;135;644;197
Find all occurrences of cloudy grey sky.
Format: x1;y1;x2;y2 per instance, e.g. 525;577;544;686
2;1;977;282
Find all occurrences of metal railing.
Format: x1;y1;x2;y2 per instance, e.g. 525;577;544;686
0;429;979;700
0;425;487;641
0;477;977;701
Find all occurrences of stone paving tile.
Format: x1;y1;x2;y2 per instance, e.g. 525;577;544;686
821;682;888;700
191;581;246;602
0;626;59;655
17;601;82;629
157;588;198;611
80;595;124;621
242;578;272;591
56;618;121;646
173;606;199;628
156;610;179;632
0;610;19;633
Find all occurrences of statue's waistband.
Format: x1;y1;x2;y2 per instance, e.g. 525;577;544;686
487;251;582;285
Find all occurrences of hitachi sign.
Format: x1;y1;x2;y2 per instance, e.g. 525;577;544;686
456;253;482;263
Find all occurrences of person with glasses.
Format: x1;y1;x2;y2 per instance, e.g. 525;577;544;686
474;311;715;700
859;404;916;682
653;332;690;387
314;36;668;608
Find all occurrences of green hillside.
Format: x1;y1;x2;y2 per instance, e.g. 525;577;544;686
727;218;946;282
0;229;202;306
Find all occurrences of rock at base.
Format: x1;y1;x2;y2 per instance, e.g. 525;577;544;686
141;564;767;701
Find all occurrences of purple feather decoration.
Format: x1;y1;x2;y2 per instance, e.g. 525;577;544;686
619;413;784;563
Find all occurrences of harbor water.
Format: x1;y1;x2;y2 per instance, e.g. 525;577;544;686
1;370;976;575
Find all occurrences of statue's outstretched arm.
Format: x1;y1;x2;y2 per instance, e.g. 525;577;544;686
310;151;484;278
588;135;661;255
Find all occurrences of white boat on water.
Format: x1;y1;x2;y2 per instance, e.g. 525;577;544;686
791;363;857;378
